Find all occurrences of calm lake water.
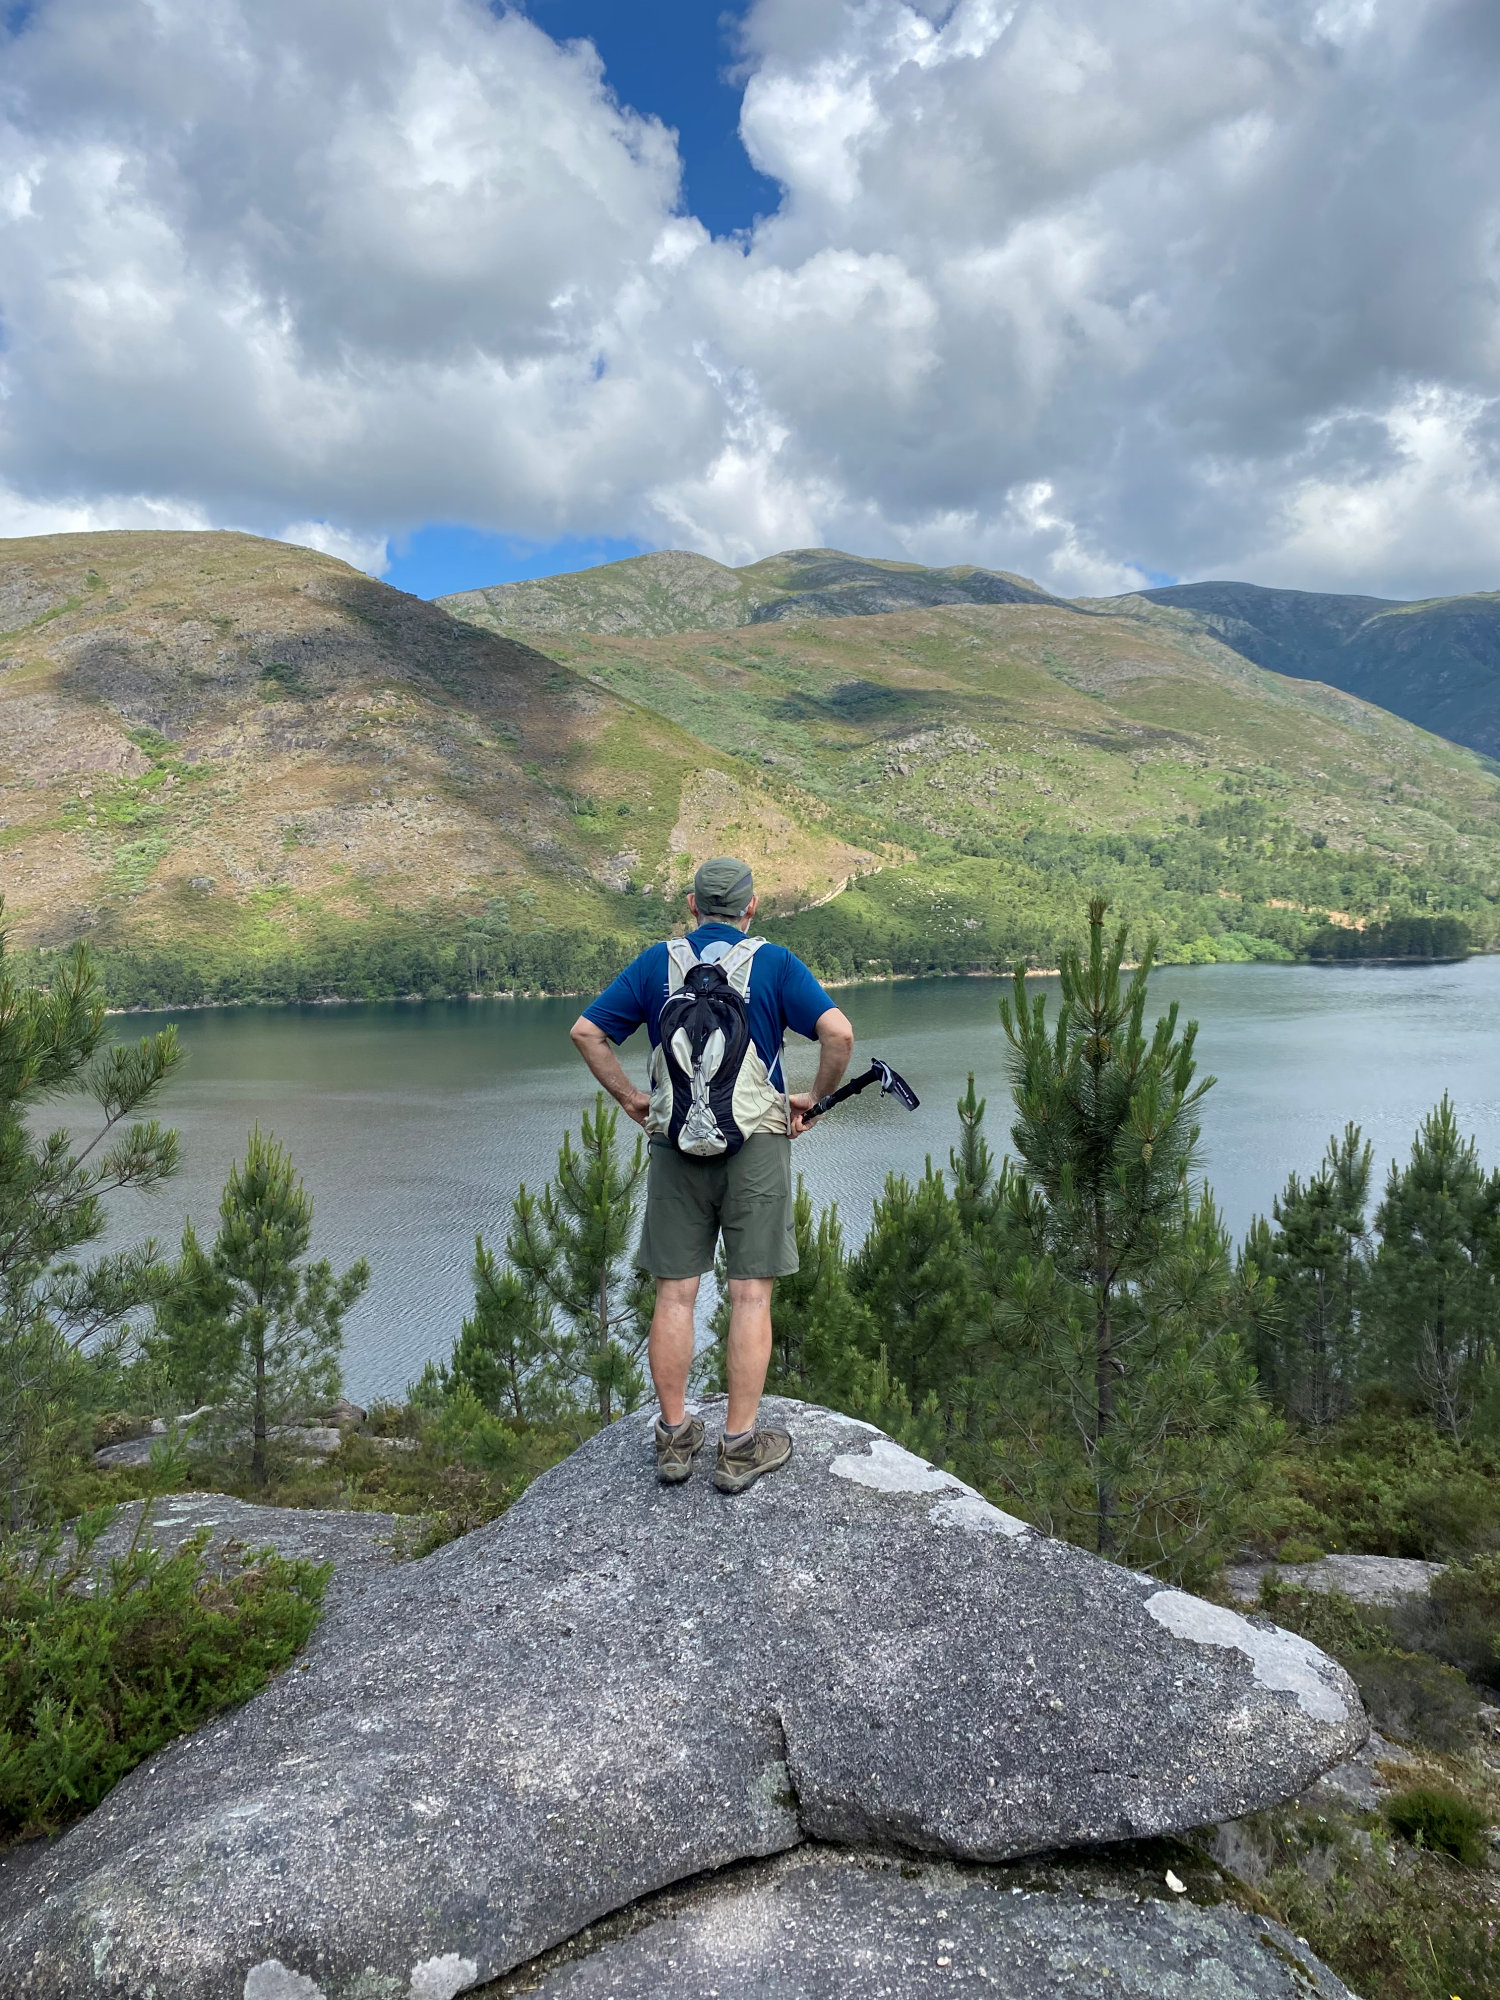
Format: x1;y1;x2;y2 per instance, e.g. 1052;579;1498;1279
83;957;1500;1404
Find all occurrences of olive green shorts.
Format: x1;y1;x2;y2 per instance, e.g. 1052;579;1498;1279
636;1134;799;1281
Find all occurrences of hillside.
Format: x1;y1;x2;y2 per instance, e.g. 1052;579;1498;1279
444;550;1500;762
1135;580;1500;758
447;567;1500;980
0;533;881;1003
5;530;1500;1005
441;546;1053;640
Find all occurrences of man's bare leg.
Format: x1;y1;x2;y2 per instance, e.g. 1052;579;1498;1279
649;1276;700;1428
724;1277;774;1435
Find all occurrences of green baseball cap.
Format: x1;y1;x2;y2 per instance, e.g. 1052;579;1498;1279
692;856;755;918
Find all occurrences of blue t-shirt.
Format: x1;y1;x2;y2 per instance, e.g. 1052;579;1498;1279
584;925;834;1091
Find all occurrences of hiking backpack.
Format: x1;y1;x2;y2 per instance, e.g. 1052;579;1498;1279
651;936;781;1157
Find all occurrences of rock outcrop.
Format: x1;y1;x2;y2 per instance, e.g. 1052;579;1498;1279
0;1401;1365;1999
1227;1554;1445;1607
77;1492;406;1607
509;1847;1358;2000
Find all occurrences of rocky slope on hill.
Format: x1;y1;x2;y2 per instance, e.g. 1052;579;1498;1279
0;533;876;984
0;1401;1365;1999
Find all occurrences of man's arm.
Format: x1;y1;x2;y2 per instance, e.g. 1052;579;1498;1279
788;1006;855;1138
570;1016;650;1128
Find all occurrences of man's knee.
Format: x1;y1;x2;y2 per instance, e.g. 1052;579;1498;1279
727;1276;774;1312
653;1275;701;1317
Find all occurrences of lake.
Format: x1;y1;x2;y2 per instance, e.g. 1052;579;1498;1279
83;957;1500;1404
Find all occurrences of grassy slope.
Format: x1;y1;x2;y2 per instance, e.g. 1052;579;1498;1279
440;545;1052;641
5;531;1500;1000
0;532;878;996
521;594;1500;976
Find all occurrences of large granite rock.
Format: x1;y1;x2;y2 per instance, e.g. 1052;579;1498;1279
509;1846;1358;1999
0;1400;1363;2000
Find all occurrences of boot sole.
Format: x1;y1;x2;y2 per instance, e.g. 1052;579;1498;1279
713;1440;793;1495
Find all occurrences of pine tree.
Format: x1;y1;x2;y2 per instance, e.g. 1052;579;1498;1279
998;899;1213;1557
1244;1124;1371;1427
849;1161;976;1404
508;1094;650;1425
0;926;180;1523
1370;1097;1500;1437
140;1219;239;1411
430;1234;555;1425
205;1129;369;1487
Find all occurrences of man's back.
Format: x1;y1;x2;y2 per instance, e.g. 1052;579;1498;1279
582;921;832;1097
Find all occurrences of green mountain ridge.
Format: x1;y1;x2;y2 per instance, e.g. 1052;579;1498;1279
4;530;1500;1008
440;547;1054;641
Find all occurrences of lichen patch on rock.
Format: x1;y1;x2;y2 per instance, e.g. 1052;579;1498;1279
1144;1590;1352;1724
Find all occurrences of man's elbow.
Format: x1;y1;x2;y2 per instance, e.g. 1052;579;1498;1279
820;1008;856;1058
570;1015;599;1053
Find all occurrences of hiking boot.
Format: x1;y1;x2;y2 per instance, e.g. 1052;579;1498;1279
713;1426;792;1496
654;1414;705;1484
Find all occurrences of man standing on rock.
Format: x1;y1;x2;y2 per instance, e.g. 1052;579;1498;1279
571;857;854;1494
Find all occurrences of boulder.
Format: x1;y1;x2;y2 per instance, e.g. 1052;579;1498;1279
1226;1555;1445;1608
76;1493;408;1609
514;1846;1357;1999
0;1400;1364;2000
92;1433;158;1468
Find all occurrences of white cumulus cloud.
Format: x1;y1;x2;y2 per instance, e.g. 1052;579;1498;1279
0;0;1496;596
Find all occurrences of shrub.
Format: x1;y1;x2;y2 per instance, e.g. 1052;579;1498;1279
0;1504;327;1837
1383;1787;1490;1867
1258;1579;1480;1751
1349;1651;1481;1754
1393;1552;1500;1693
1269;1410;1500;1561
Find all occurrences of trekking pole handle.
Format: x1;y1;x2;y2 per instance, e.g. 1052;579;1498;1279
806;1063;881;1121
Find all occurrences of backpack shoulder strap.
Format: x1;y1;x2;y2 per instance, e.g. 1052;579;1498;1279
664;938;699;996
719;936;767;999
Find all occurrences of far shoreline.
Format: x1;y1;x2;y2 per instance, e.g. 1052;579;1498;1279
100;951;1489;1018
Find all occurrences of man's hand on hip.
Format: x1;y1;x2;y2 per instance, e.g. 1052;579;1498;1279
788;1091;817;1138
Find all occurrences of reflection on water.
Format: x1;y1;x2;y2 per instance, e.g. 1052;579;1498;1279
89;957;1500;1402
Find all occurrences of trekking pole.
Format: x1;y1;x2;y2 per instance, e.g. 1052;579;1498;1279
804;1058;920;1122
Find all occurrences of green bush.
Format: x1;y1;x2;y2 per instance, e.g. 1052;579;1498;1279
1384;1787;1490;1868
1349;1652;1481;1754
0;1505;327;1837
1393;1552;1500;1693
1258;1580;1480;1751
1270;1411;1500;1561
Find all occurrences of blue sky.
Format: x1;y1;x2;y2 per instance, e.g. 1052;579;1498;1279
385;2;770;600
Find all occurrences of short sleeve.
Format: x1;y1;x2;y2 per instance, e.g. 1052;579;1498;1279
583;948;656;1045
777;949;835;1040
